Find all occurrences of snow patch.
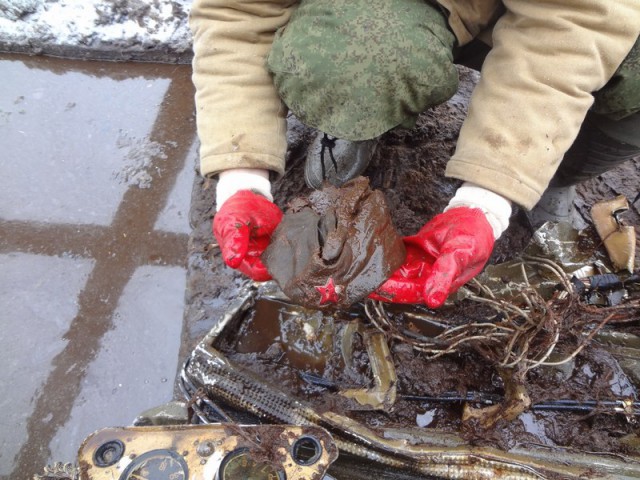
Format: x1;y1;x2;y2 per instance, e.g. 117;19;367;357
0;0;192;61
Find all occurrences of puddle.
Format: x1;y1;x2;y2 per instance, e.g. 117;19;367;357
48;265;187;463
1;55;176;225
0;252;95;477
0;53;195;480
229;298;355;375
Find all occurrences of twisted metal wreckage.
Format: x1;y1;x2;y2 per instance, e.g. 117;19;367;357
36;207;640;479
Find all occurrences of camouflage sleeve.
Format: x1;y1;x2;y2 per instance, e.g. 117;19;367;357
189;0;297;178
445;0;640;209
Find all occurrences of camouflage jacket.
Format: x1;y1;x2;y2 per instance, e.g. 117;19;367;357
190;0;640;209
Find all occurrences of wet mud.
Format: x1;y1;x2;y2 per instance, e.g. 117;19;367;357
185;65;640;471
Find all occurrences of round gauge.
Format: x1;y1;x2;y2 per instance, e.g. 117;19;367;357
119;449;188;480
217;448;286;480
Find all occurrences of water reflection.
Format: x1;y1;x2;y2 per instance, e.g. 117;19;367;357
0;53;196;480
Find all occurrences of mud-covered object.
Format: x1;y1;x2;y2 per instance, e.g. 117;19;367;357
262;177;406;309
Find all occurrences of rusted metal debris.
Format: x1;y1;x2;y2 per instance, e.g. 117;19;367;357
591;195;637;272
33;462;79;480
181;282;640;480
340;327;397;410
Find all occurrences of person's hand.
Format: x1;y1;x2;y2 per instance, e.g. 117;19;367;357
368;242;433;303
213;190;283;281
370;207;495;308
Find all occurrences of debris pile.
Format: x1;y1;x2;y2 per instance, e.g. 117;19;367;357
180;69;640;479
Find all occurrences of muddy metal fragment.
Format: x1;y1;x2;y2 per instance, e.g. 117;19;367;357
459;222;599;302
33;462;79;480
462;368;531;429
571;270;640;305
591;195;637;272
133;400;189;426
182;282;640;479
340;329;397;410
597;330;640;387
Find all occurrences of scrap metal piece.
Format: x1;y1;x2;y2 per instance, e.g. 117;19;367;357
530;222;594;269
572;272;635;306
340;320;362;370
181;282;640;479
77;424;337;480
132;400;189;426
340;329;397;410
462;369;531;428
591;195;637;272
596;331;640;386
33;463;79;480
460;222;599;302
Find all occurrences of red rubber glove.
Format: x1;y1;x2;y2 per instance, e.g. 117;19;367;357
370;207;495;308
213;190;283;281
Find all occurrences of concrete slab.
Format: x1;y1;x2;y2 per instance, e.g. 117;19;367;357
1;56;172;226
0;252;95;477
49;265;186;464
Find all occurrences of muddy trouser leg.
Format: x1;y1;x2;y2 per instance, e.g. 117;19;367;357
266;0;459;142
550;36;640;187
550;111;640;187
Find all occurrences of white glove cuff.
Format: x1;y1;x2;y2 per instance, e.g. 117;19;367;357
216;168;273;211
445;182;512;240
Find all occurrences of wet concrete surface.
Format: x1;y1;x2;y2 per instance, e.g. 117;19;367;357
0;54;196;479
3;50;639;480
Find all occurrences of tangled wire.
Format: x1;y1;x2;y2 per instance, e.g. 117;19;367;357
365;255;640;426
364;255;638;375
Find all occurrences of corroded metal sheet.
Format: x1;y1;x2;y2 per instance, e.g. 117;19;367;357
591;195;636;272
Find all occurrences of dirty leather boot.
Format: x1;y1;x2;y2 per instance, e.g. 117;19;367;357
529;185;587;230
304;133;379;189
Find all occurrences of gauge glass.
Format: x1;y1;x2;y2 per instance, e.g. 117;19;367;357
218;449;285;480
119;449;188;480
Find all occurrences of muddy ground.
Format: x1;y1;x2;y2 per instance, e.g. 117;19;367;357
182;66;640;471
184;66;640;351
218;296;638;453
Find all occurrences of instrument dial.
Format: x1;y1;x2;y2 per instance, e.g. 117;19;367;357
119;449;188;480
217;448;285;480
